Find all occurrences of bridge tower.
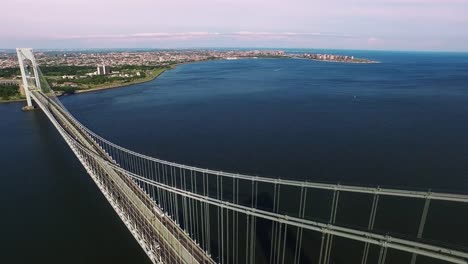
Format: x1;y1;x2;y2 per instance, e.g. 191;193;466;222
16;48;42;108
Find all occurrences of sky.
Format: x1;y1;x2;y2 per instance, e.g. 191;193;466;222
2;0;468;51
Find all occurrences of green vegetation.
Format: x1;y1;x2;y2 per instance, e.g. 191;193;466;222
0;65;167;102
0;66;95;78
0;84;20;100
112;65;158;71
46;66;167;92
53;86;77;95
0;68;20;78
41;65;95;76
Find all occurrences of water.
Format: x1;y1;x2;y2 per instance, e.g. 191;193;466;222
1;51;468;263
0;104;151;263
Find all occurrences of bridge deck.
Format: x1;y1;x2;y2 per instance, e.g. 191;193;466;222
27;88;468;264
32;91;214;264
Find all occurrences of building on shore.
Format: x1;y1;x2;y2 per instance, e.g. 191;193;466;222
97;65;111;75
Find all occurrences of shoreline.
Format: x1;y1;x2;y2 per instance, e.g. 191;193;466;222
73;67;169;95
308;58;380;64
0;56;378;104
0;97;27;104
291;56;380;64
0;66;173;104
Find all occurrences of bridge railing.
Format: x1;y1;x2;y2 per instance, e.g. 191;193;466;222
32;90;215;264
38;87;468;264
31;63;468;264
62;132;468;264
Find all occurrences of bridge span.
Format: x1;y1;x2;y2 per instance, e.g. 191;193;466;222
16;48;468;264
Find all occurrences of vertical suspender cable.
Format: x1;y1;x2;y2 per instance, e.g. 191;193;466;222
410;197;431;264
270;183;278;263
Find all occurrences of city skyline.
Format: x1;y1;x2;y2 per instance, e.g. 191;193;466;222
2;0;468;51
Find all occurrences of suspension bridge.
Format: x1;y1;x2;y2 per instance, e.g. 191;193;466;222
16;48;468;264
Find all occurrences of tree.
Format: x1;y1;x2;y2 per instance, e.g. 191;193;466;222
0;84;20;100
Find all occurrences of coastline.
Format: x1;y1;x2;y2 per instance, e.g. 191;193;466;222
0;56;379;104
0;97;27;104
0;67;172;104
74;67;169;94
308;58;380;64
292;56;380;64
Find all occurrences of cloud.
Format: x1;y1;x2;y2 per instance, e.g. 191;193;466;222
53;31;356;41
367;37;379;45
54;32;221;40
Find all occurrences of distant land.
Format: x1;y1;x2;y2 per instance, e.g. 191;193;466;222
0;49;378;102
0;49;379;69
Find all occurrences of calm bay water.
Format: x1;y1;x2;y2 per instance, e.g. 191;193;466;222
2;51;468;263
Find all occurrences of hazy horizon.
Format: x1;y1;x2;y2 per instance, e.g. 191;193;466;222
3;47;468;53
2;0;468;51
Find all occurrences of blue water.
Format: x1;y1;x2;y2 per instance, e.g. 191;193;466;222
63;52;468;192
2;51;468;263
